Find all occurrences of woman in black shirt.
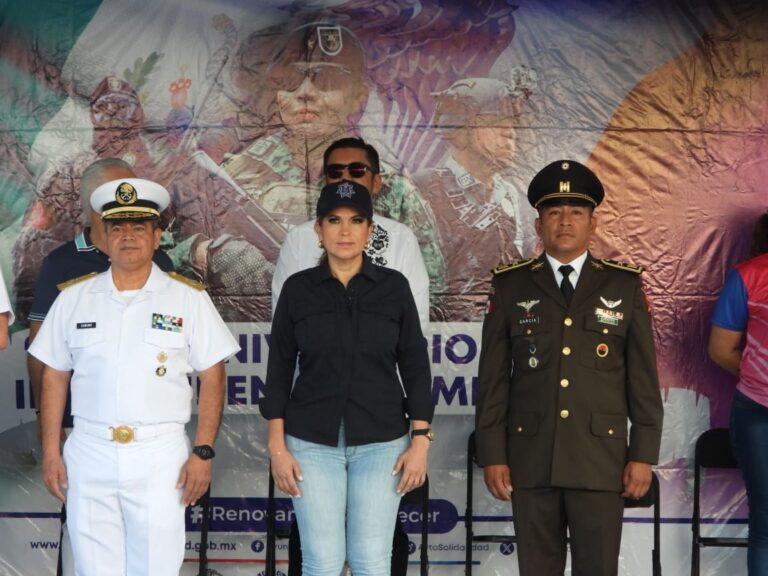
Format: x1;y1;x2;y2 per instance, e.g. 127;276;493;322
262;180;433;576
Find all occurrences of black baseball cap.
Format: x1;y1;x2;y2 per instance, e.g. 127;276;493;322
316;180;373;220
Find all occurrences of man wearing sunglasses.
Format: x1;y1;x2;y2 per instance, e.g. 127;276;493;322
270;138;429;575
220;23;445;299
272;137;429;332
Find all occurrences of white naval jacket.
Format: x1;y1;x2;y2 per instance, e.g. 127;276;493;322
30;263;239;425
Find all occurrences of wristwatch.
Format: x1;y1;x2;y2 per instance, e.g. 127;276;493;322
411;428;435;443
192;444;216;460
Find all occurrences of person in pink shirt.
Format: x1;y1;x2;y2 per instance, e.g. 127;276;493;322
709;211;768;575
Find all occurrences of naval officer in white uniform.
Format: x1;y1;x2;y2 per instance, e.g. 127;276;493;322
30;177;240;576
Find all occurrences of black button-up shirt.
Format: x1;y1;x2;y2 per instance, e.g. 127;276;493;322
262;256;433;446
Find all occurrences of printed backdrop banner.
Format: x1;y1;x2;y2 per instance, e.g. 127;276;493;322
1;0;767;574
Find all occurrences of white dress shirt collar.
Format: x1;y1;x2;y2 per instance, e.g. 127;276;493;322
545;250;589;288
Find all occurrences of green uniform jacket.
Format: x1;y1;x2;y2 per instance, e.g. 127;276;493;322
475;253;663;492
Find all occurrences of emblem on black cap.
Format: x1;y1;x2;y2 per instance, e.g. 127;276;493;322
527;159;604;209
317;179;373;220
336;182;355;199
115;182;137;205
318;26;342;56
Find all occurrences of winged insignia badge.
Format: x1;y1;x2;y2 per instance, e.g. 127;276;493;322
600;297;622;309
517;300;540;312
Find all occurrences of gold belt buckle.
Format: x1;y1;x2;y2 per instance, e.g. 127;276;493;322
110;425;135;444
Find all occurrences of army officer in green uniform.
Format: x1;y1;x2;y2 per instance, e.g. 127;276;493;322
475;160;663;576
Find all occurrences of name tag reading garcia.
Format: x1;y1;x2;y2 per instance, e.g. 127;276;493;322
594;307;623;326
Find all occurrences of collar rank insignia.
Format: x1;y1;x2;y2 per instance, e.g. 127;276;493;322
531;261;545;271
151;313;183;333
600;296;622;309
601;259;643;274
168;271;206;290
493;258;535;275
57;271;99;291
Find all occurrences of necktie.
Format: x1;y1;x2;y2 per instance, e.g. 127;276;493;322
559;264;575;306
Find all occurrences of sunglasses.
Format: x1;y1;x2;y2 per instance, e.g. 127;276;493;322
272;64;352;93
324;162;374;179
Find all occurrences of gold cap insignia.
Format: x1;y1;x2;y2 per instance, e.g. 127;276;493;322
115;182;137;205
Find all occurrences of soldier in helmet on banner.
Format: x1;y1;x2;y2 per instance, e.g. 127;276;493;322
12;75;169;323
218;21;446;292
415;72;538;321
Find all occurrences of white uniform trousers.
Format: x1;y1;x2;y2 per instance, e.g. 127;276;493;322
63;423;189;576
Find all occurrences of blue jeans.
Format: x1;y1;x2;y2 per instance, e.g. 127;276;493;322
286;427;409;576
731;390;768;575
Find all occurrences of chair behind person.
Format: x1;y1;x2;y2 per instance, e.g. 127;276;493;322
465;430;662;575
195;488;212;576
464;431;516;575
265;462;289;576
265;467;430;575
623;470;662;576
691;427;748;576
394;476;430;575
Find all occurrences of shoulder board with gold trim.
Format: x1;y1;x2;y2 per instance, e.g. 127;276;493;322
600;259;643;274
492;258;536;275
167;271;207;290
56;271;99;291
